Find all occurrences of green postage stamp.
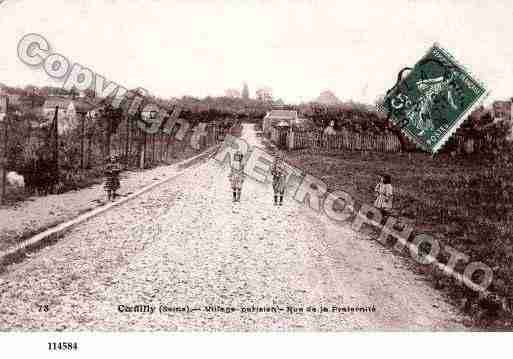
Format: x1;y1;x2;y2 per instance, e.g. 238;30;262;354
382;43;488;154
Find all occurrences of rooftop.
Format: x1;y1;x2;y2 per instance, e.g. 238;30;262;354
265;110;298;120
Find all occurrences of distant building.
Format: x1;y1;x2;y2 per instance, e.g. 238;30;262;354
492;100;513;141
225;89;241;98
256;87;273;103
263;109;314;148
5;93;22;107
314;90;341;105
262;109;299;137
42;97;95;134
492;100;511;121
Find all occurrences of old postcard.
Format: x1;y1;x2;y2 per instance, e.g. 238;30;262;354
0;0;512;356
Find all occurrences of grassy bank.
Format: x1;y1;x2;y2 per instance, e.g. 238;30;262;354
270;144;513;329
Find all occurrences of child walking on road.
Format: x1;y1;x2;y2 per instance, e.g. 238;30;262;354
229;151;245;202
271;158;287;206
374;174;393;216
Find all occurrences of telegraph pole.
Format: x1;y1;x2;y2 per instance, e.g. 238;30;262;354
0;96;8;204
53;106;59;191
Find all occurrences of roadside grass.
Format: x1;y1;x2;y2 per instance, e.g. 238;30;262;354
0;140;211;208
274;146;513;329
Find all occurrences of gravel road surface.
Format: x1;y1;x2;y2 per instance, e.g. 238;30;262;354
0;124;467;331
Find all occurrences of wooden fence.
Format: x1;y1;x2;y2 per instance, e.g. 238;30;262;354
285;128;402;153
4;117;233;198
267;122;509;155
450;133;501;154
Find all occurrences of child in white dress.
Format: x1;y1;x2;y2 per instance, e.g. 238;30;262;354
374;174;393;216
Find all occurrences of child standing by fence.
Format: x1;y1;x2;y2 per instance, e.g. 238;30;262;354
104;155;122;201
374;174;393;216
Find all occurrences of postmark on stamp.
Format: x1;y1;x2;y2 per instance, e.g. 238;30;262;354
380;43;488;154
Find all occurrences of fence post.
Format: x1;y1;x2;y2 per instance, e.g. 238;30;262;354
0;96;8;204
140;130;146;169
124;113;130;166
80;112;85;169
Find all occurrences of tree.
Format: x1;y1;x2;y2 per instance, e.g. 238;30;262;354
97;104;123;158
225;89;241;98
242;82;249;100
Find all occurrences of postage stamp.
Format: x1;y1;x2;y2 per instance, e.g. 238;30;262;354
381;43;488;153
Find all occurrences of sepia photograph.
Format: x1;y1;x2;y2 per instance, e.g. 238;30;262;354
0;0;512;356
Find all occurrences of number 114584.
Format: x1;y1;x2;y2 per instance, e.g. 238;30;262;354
48;342;78;351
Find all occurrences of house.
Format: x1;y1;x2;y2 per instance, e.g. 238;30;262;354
270;120;291;148
141;103;161;122
42;97;95;134
264;109;315;149
262;109;299;137
6;94;22;107
0;93;22;109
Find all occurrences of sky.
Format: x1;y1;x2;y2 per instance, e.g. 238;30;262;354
0;0;512;104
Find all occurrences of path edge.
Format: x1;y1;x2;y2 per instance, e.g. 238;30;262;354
0;145;220;267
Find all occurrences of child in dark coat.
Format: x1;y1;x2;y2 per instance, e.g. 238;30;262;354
271;159;286;206
228;151;245;202
105;155;122;201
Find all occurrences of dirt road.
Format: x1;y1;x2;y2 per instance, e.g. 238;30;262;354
0;124;467;330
